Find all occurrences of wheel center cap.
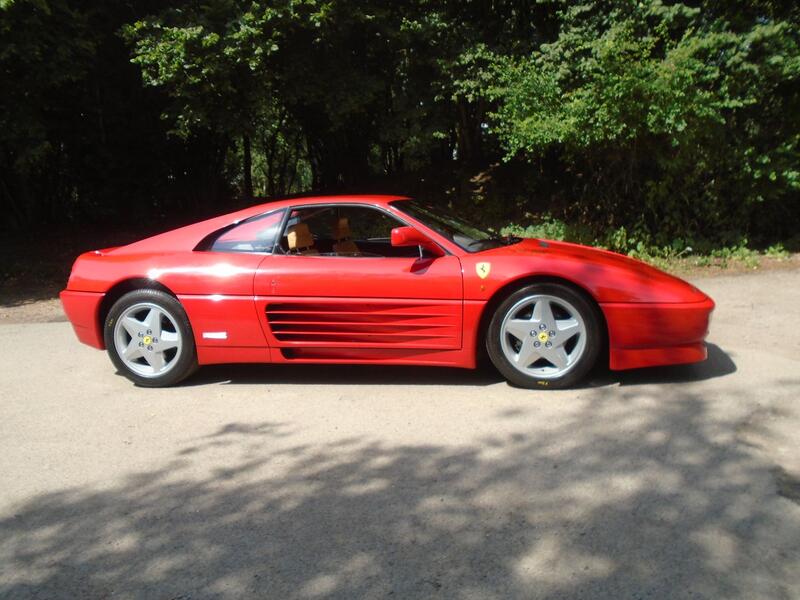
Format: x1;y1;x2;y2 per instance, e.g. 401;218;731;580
143;335;153;345
537;331;549;343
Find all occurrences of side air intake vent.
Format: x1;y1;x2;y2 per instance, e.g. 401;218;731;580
266;301;458;348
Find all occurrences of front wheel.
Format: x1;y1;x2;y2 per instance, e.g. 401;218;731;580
486;283;601;389
103;289;198;387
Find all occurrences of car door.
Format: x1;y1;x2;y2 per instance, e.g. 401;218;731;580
253;203;463;356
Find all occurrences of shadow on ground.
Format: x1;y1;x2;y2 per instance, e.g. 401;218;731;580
179;343;736;389
2;374;797;599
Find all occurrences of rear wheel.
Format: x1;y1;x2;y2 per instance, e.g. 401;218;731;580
103;289;197;387
486;283;601;389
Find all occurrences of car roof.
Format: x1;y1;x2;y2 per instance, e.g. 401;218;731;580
108;195;415;255
246;194;410;215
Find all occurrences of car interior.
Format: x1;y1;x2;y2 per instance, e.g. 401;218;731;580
279;205;432;258
286;222;320;255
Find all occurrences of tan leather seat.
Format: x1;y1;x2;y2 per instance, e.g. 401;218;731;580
332;217;359;254
286;223;319;255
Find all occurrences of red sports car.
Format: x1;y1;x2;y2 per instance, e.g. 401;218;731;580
60;195;714;388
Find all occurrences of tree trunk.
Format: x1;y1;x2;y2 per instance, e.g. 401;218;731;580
242;134;253;199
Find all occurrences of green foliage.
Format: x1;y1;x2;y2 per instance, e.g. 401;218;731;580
1;0;799;255
121;2;307;138
486;0;800;247
0;0;93;172
500;215;569;241
765;243;790;259
499;213;792;272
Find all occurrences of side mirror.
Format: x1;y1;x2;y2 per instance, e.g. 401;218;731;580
391;226;444;256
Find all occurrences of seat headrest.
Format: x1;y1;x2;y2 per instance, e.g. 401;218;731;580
332;217;353;241
287;223;314;250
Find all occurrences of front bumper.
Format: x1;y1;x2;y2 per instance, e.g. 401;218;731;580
60;290;105;349
601;297;715;370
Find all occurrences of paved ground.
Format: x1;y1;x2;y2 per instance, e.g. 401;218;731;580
1;269;799;599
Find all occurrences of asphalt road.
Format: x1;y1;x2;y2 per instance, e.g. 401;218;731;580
1;269;799;599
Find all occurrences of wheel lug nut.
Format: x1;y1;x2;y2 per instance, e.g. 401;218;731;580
534;341;541;348
539;323;547;330
549;330;556;337
545;341;552;348
147;345;153;351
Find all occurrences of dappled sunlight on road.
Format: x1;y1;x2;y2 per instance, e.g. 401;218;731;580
2;268;800;598
2;379;799;599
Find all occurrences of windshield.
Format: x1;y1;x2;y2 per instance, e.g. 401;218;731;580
391;199;517;252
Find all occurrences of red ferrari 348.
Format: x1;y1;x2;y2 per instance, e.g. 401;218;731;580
61;195;714;388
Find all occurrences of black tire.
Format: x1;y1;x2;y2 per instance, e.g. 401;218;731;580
486;283;602;389
103;289;198;387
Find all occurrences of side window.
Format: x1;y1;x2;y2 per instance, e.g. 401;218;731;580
279;205;421;258
338;206;398;241
209;209;285;253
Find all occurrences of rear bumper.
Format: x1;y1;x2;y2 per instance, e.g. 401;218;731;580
60;290;105;349
601;297;715;370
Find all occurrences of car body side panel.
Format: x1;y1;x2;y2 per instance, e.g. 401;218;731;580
460;241;708;304
602;299;714;349
259;300;483;368
257;296;463;351
458;242;714;371
609;344;708;371
65;251;267;352
140;253;269;352
254;255;464;352
196;346;269;365
60;290;105;349
256;255;463;300
178;294;267;349
601;298;714;370
67;251;263;296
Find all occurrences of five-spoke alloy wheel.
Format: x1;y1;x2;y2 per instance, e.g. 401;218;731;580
487;283;601;389
104;289;197;387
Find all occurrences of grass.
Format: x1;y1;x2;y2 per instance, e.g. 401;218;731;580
499;218;797;275
626;243;795;275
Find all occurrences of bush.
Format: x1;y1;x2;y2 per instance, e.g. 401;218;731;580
484;1;800;249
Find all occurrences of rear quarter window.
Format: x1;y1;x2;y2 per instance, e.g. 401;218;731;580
205;209;285;253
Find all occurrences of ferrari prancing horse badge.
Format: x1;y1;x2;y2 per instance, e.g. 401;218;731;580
476;262;491;279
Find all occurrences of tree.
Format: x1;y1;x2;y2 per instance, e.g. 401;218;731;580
123;1;292;198
484;0;800;248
